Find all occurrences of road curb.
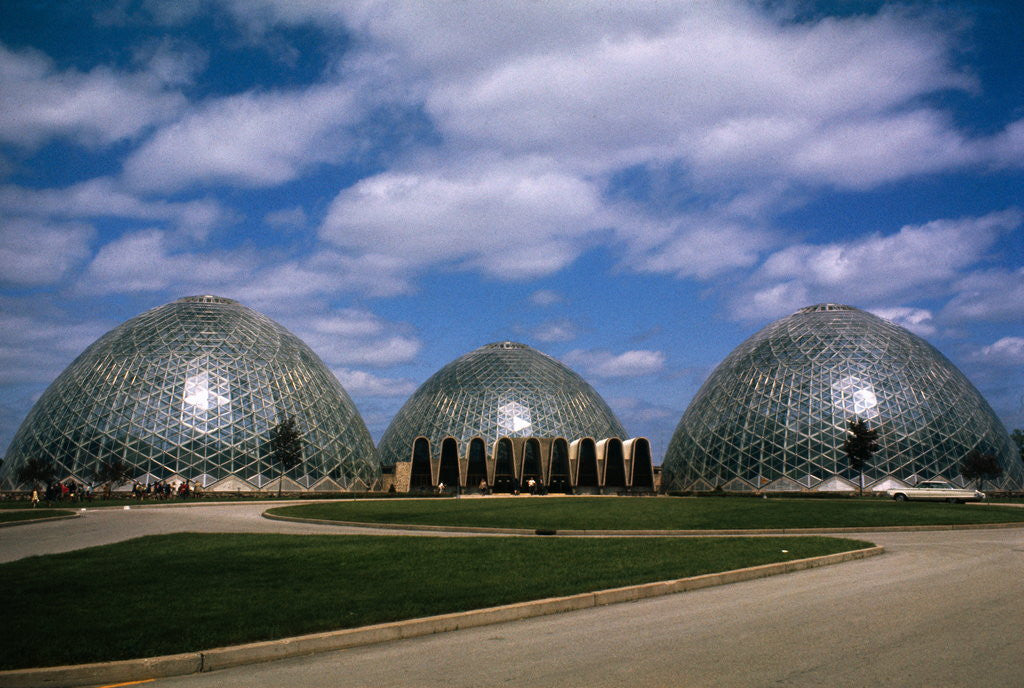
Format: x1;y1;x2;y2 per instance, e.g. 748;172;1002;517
261;510;1024;535
0;546;882;688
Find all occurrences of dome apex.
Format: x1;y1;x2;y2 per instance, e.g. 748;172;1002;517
796;303;855;313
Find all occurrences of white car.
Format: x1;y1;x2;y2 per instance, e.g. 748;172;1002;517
885;480;985;503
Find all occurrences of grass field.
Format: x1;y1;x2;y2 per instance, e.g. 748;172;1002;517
269;496;1024;530
0;509;74;524
0;532;869;669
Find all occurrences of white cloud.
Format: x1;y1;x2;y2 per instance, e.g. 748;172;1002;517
732;210;1022;320
289;308;422;369
871;307;937;337
972;337;1024;366
264;206;308;230
529;289;564;306
563;348;665;378
320;162;611;279
0;42;188;148
78;229;246;294
332;368;417;397
531;320;578;343
122;83;362;192
0;304;110;384
0;178;228;238
941;267;1024;323
0;219;93;285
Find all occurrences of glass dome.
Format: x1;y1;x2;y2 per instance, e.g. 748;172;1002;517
377;341;627;464
663;304;1023;492
0;296;379;491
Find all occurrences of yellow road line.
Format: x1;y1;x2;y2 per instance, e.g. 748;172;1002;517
95;680;155;688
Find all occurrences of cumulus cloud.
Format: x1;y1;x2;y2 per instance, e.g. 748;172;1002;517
0;42;188;148
0;178;228;238
0;302;110;384
941;267;1024;323
292;309;421;368
563;348;665;378
731;210;1022;319
77;229;247;294
971;337;1024;366
871;307;937;337
0;219;93;285
530;319;578;343
122;83;363;192
320;162;613;279
332;368;417;397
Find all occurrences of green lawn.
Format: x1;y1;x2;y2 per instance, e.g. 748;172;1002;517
0;509;74;524
270;496;1024;530
0;532;869;669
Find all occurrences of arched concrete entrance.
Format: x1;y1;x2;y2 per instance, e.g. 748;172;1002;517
410;436;432;490
438;437;460;490
466;437;487;491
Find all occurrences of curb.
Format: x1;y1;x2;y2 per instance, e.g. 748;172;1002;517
261;511;1024;535
0;546;883;688
0;512;79;528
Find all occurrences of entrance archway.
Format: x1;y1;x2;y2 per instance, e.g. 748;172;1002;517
410;436;432;490
438;437;460;490
466;437;487;491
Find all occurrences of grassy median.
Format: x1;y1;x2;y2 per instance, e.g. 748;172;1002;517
269;496;1024;530
0;532;870;669
0;509;74;524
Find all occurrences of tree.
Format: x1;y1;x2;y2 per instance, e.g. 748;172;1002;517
269;415;304;496
92;458;133;499
959;449;1003;492
1011;429;1024;464
842;417;879;496
16;457;57;490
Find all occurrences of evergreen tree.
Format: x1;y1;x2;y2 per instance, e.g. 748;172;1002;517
270;415;304;496
92;458;133;499
842;418;879;496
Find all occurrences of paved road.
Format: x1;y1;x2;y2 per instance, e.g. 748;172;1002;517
4;504;1022;686
0;502;471;563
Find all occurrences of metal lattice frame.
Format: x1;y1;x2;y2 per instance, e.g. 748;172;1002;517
663;304;1023;492
1;295;380;491
377;341;627;465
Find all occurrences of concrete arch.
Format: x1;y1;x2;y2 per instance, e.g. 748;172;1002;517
571;437;599;491
410;436;432;490
624;437;655;491
492;437;517;493
522;438;543;493
438;436;460;490
599;437;626;491
466;436;488;490
548;437;571;493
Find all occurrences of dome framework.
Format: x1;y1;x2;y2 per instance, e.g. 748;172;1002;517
663;304;1023;492
1;295;379;491
377;341;628;467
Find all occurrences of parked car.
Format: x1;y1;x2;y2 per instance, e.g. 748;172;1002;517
885;481;985;503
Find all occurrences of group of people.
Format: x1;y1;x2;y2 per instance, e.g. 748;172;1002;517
30;481;93;505
130;480;199;500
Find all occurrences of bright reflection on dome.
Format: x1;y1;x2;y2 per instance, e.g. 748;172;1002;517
498;399;533;434
832;375;879;419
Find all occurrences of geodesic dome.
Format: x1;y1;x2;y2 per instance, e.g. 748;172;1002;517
1;295;379;491
662;304;1023;492
377;341;627;464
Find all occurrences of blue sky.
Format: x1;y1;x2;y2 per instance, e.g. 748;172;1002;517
1;0;1021;461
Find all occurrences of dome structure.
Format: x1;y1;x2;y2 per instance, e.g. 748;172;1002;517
663;304;1023;492
377;341;627;464
1;295;379;491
